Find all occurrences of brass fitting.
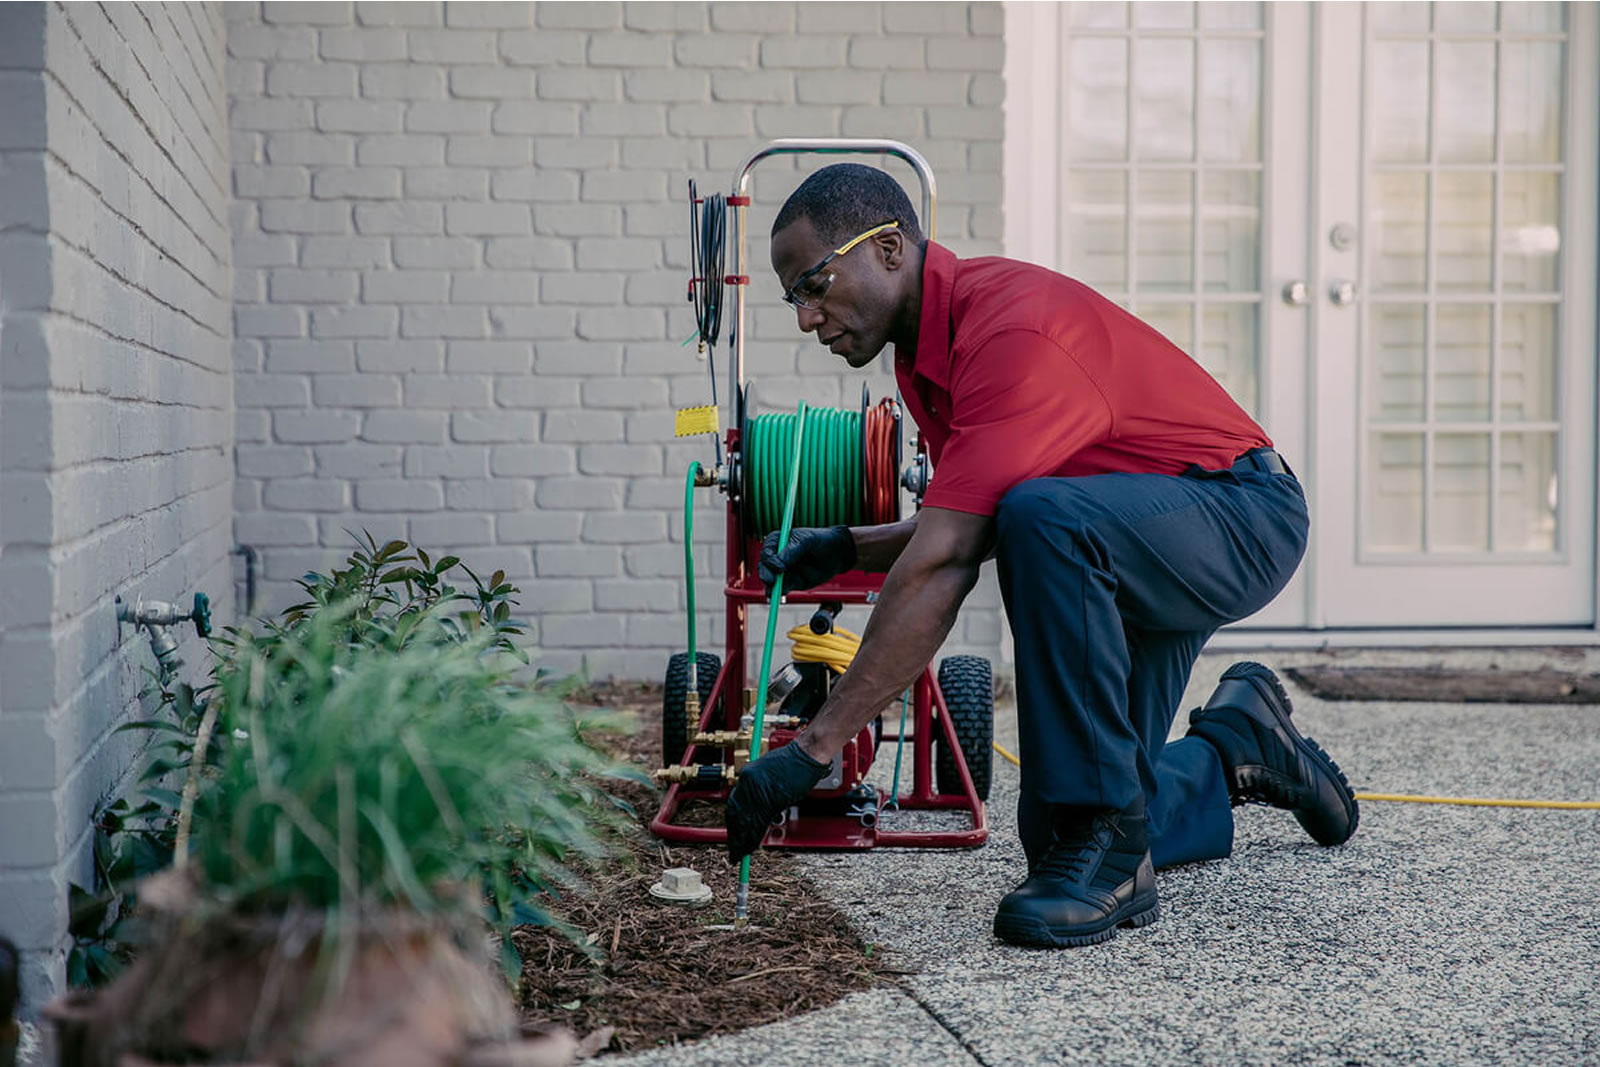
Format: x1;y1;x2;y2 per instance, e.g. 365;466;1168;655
691;729;751;747
685;689;701;739
653;763;738;785
693;465;718;488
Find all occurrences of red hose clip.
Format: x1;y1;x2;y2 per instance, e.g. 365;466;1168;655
727;196;751;206
725;275;749;285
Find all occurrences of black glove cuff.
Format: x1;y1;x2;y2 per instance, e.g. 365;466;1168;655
828;525;858;572
785;739;831;773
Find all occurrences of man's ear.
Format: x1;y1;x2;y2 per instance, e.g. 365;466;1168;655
877;228;906;271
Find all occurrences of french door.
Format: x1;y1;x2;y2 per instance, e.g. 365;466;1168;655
1005;1;1598;628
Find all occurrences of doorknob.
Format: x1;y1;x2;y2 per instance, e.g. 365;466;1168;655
1281;280;1309;306
1329;280;1357;306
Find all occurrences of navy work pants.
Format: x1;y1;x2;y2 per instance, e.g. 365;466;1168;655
994;464;1309;868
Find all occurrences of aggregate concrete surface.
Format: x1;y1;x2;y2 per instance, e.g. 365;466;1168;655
618;649;1600;1066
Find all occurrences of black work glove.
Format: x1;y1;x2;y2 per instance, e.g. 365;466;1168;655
725;741;832;862
759;526;857;592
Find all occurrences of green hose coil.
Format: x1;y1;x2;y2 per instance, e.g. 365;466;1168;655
746;407;863;535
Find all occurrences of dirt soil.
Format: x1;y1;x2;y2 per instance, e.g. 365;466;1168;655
515;682;897;1057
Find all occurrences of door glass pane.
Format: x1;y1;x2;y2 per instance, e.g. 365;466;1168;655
1501;42;1563;163
1435;41;1497;163
1371;2;1430;33
1066;170;1128;289
1499;304;1558;421
1136;171;1193;289
1500;2;1565;33
1372;306;1426;422
1497;431;1558;551
1501;172;1561;292
1134;38;1196;161
1434;172;1493;290
1433;305;1492;421
1133;2;1194;30
1371;41;1431;162
1071;1;1128;29
1201;170;1259;290
1367;433;1425;551
1200;303;1258;411
1371;172;1428;291
1198;2;1260;30
1200;37;1261;162
1070;37;1130;161
1432;433;1491;550
1138;302;1193;351
1434;2;1496;33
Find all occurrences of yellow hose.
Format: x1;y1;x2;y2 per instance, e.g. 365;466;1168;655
788;623;861;674
988;742;1600;810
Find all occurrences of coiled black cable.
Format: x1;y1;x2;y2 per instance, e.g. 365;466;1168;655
688;179;727;355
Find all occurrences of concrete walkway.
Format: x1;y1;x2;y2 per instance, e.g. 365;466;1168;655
618;648;1600;1066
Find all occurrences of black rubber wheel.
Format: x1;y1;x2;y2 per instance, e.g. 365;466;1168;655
935;656;993;801
663;652;720;767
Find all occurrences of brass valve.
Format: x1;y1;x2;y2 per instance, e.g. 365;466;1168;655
692;729;751;747
653;763;739;785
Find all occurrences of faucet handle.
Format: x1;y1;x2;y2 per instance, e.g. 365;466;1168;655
190;592;212;637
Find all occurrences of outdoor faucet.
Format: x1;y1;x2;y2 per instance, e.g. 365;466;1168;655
116;592;212;685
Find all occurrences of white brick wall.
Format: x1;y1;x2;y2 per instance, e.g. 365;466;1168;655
228;1;1005;682
0;2;234;1013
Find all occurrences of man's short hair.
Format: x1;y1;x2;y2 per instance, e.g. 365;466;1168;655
772;163;925;246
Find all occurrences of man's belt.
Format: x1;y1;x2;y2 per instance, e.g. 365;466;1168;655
1230;448;1290;476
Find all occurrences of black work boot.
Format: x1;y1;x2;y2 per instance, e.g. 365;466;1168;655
993;801;1158;948
1187;661;1359;846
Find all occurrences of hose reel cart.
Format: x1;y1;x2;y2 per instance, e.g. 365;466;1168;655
651;139;992;851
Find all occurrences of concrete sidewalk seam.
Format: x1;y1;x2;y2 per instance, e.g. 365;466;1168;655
898;984;991;1066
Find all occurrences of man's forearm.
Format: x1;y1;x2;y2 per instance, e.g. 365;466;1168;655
798;533;982;758
850;514;919;572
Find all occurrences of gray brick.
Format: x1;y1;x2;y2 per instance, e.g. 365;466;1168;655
847;35;924;70
491;444;574;476
403;373;491;407
266;339;357;373
362;409;447;442
238;445;315;478
492;100;580;136
622;270;683;303
532;203;620;236
623;69;709;103
444;479;531;510
579;443;663;476
533;138;615;170
393;235;476;268
311;305;399;338
537;68;621;102
537;2;621;29
264;2;353;25
356;479;444;512
625;410;677;442
407;29;497;63
452;411;537;443
623;203;688;237
445;202;530;236
795;70;881;105
884;3;968;32
236;513;318;545
311;444;402;479
623;542;691;578
406;100;492;134
674;33;756;68
754;102;839;137
928;105;1003;140
669;103;754;137
229;24;317;60
798;2;880;32
883;72;968;106
301;234;389;267
971;3;1003;35
491;167;579;202
484;236;572;270
969;139;1003;173
496;375;581;407
449;340;532;373
401;305;487;338
404;444;489;477
266;61;357;98
357;2;444;27
499;29;586;65
270;268;358;303
231;97;315;131
356;201;443;235
261;200;352;233
404;168;489;200
319;27;407;61
445;1;533;27
623;2;704;31
576;306;664;340
620;137;702;170
581;377;667;409
264;478;349;511
265;131;355;165
760;36;845;68
450;270;537;304
586;33;672;67
316;100;403;133
542;410;624;443
447;135;531;167
236;373;311;408
970;72;1005;107
930;36;1002;71
585;510;666;544
539;613;625;647
357;134;445;166
594;578;676;611
235;235;297;268
357;339;445;372
624;616;692;648
360;63;444;99
236;164;312;198
712;70;794;104
536;545;622;580
540;274;622;305
236;305;307;339
449;66;535;99
842;106;927;138
313;373;401;407
274;409;360;443
574;236;659;270
408;512;494;545
362;269;448;303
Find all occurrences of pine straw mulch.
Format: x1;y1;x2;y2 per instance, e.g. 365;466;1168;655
515;682;907;1057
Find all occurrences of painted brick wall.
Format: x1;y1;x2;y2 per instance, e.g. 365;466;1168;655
226;1;1006;681
0;2;233;1012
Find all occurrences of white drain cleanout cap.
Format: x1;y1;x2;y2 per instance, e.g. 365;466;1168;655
649;866;713;906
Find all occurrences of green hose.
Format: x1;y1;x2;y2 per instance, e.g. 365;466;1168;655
684;461;700;664
747;407;862;534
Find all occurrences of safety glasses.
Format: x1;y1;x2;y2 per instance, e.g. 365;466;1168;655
781;221;900;310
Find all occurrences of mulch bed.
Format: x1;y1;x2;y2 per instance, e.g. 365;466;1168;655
515;682;893;1056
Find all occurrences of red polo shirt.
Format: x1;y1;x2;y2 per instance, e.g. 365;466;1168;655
894;243;1271;516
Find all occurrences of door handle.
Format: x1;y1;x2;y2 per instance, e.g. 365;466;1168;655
1329;280;1357;306
1281;280;1309;306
